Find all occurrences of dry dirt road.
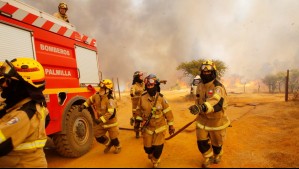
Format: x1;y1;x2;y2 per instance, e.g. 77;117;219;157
44;89;299;168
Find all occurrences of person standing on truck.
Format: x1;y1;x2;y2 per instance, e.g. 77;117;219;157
79;79;122;154
129;71;145;138
188;60;230;168
0;58;49;168
135;74;175;168
53;2;69;23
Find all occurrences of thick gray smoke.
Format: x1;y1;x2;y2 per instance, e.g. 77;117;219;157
22;0;299;91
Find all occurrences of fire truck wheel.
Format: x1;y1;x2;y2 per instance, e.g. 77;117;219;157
53;105;94;158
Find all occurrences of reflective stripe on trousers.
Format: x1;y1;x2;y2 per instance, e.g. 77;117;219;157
145;125;168;135
15;139;47;151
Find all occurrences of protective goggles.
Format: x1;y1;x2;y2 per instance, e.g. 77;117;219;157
0;60;20;79
200;64;214;71
135;71;143;77
145;78;156;87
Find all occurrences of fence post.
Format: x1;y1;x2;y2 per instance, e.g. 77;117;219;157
285;69;289;102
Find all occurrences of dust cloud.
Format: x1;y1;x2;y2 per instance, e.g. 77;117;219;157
22;0;299;91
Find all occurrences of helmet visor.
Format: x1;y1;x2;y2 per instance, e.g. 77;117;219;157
99;81;106;88
0;60;18;79
134;71;143;77
201;64;214;71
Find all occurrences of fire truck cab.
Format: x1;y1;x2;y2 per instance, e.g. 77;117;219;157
0;0;101;157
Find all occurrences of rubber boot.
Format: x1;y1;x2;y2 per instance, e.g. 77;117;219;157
104;143;113;154
213;150;223;164
152;157;160;168
114;145;122;154
202;157;213;168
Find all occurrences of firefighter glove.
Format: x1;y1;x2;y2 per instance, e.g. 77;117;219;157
130;117;135;126
95;117;103;124
189;104;202;115
169;125;175;135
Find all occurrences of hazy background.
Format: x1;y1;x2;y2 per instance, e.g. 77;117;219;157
21;0;299;92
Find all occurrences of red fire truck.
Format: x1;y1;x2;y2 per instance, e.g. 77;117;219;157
0;0;101;157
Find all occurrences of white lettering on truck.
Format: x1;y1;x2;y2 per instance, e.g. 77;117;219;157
45;68;72;77
40;44;70;56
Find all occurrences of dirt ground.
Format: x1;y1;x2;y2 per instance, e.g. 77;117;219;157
44;89;299;168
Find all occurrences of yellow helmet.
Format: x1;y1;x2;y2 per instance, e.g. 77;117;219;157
0;61;3;80
99;79;113;90
0;58;45;88
200;60;217;71
58;2;68;10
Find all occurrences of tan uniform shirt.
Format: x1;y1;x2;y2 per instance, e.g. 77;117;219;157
0;98;48;168
84;94;119;138
136;92;174;145
130;82;145;119
195;79;230;130
53;12;69;23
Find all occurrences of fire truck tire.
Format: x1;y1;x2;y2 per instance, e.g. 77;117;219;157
53;105;94;158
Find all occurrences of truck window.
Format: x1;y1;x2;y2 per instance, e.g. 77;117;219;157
0;23;34;60
75;45;100;85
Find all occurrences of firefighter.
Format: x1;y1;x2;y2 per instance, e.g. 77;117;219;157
135;74;175;168
129;71;145;138
188;60;230;168
79;79;121;154
53;2;69;23
0;61;4;104
0;58;49;167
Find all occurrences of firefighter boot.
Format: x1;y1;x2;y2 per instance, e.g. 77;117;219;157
202;157;213;168
151;157;161;168
104;143;113;154
114;145;122;154
213;150;223;164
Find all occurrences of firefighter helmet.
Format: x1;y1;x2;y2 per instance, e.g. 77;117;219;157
144;74;158;87
133;71;143;79
200;60;217;71
99;79;113;90
0;61;3;77
0;58;45;88
199;60;217;83
58;2;68;10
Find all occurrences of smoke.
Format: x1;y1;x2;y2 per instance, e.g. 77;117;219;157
22;0;299;91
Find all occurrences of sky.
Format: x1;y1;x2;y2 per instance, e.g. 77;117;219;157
21;0;299;91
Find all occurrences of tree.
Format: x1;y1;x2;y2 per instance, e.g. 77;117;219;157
262;69;299;93
275;71;286;93
262;74;277;93
176;59;227;79
289;69;299;93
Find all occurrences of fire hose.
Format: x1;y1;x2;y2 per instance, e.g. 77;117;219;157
118;118;198;141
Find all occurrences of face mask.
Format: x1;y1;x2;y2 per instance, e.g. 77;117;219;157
1;79;29;109
147;86;157;97
200;74;214;84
